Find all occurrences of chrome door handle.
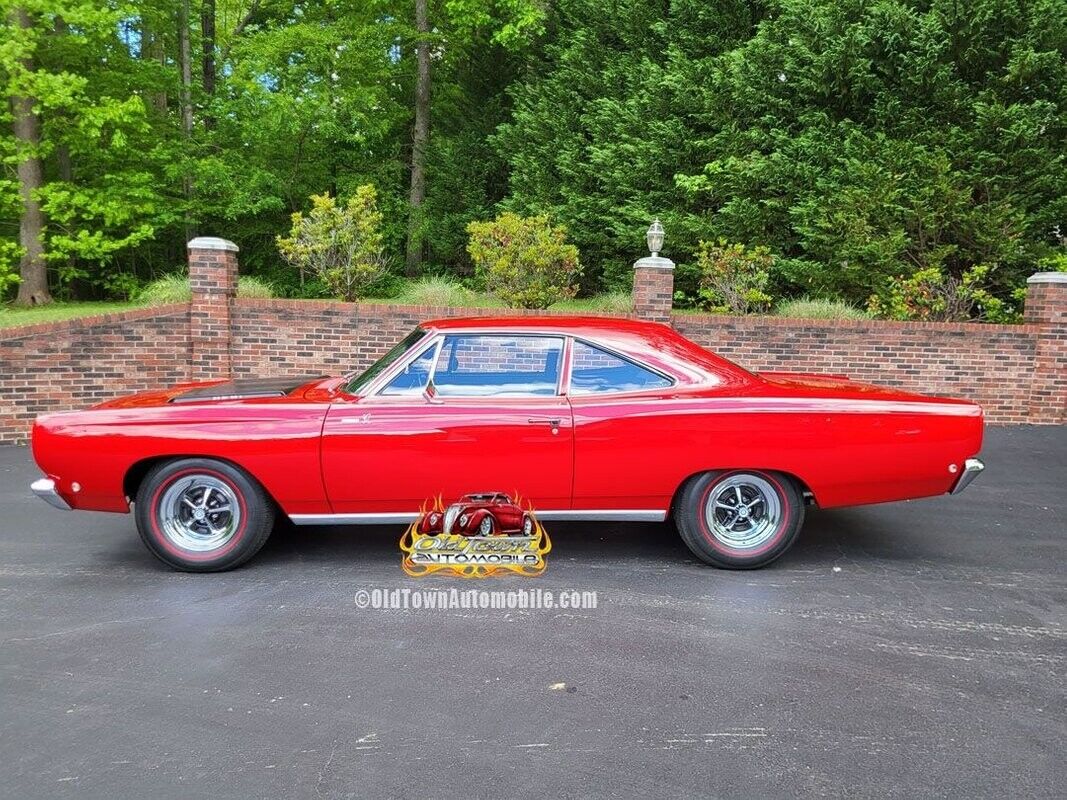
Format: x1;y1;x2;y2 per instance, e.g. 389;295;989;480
340;413;372;424
528;417;562;435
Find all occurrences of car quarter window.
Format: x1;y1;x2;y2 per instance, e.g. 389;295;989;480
569;340;672;395
431;334;563;397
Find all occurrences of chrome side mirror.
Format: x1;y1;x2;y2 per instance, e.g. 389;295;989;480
423;381;444;405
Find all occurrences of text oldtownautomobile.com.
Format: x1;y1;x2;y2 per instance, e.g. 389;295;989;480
354;587;599;611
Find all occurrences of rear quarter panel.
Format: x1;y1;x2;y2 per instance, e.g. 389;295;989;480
569;393;983;510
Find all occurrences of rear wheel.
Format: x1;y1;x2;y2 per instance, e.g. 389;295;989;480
675;470;804;569
134;458;274;572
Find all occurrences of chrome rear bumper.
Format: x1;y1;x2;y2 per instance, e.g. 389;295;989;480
949;458;985;495
31;478;71;510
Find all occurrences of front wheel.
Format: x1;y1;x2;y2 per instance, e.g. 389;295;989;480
134;458;275;572
674;470;804;569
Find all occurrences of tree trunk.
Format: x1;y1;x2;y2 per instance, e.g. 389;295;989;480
178;0;196;240
53;17;72;183
201;0;216;130
405;0;431;277
9;7;51;306
142;16;167;112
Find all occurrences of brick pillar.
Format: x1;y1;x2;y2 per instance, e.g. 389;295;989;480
1024;271;1067;424
188;236;238;381
633;254;675;323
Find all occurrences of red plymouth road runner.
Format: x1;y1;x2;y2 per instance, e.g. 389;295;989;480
30;317;985;572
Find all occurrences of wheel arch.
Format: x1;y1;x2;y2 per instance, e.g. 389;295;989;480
123;454;280;510
668;468;816;520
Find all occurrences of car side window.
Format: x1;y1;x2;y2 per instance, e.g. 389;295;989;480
380;345;436;396
569;340;671;395
431;335;563;397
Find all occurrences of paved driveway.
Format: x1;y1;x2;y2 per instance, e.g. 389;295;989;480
0;427;1064;799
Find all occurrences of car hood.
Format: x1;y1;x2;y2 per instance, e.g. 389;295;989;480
92;375;340;409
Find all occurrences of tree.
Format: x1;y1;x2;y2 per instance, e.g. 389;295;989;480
405;0;431;277
7;6;49;305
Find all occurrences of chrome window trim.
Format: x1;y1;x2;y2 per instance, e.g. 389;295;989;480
565;336;677;397
360;330;439;398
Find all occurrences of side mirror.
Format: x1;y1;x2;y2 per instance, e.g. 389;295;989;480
423;380;444;405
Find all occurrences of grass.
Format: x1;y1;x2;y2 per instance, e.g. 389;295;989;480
775;297;872;320
0;300;144;330
389;275;502;308
138;273;275;304
551;292;632;313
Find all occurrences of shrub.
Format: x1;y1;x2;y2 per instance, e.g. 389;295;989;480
396;275;476;306
466;213;580;309
867;265;1021;323
696;240;775;314
277;187;387;302
139;273;275;304
775;297;871;320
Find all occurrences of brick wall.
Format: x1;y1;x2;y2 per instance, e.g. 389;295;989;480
0;241;1062;445
0;305;190;443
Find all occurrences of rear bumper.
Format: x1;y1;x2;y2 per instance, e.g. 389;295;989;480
31;478;71;510
949;458;985;495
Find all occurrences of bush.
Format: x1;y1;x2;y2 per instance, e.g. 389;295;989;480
696;240;775;314
867;265;1021;323
395;275;477;306
775;297;871;320
466;213;581;309
139;273;275;304
277;187;387;302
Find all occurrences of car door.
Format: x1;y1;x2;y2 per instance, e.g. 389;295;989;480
566;338;681;512
321;333;573;514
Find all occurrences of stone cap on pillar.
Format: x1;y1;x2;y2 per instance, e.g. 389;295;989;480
1027;271;1067;284
188;236;239;253
634;255;675;271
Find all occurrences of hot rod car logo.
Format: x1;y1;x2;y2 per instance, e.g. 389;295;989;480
400;492;551;577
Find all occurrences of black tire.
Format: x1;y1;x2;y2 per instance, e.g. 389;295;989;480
134;458;275;572
674;470;804;569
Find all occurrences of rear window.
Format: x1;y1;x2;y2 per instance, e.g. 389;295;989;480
569;340;671;395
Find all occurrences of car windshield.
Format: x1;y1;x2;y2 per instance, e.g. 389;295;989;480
345;328;426;395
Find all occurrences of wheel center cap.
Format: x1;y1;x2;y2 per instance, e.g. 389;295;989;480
193;508;206;521
737;506;749;519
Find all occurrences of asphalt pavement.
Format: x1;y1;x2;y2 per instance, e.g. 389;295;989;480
0;426;1064;799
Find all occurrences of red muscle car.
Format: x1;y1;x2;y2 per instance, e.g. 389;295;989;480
29;316;984;572
417;493;535;537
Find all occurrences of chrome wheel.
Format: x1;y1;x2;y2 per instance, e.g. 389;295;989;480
522;516;534;536
158;474;241;552
704;474;782;550
479;516;493;536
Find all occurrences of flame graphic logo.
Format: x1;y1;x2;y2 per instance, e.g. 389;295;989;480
399;493;552;578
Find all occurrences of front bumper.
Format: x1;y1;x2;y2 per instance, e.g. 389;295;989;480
949;458;985;495
31;478;71;510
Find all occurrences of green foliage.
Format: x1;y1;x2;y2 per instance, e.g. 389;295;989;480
466;212;580;309
277;188;387;302
0;0;1062;319
138;273;275;305
552;291;632;313
868;265;1021;323
775;297;872;321
395;275;478;306
696;240;775;314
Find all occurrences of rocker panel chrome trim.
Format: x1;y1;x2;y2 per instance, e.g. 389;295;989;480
288;509;667;525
